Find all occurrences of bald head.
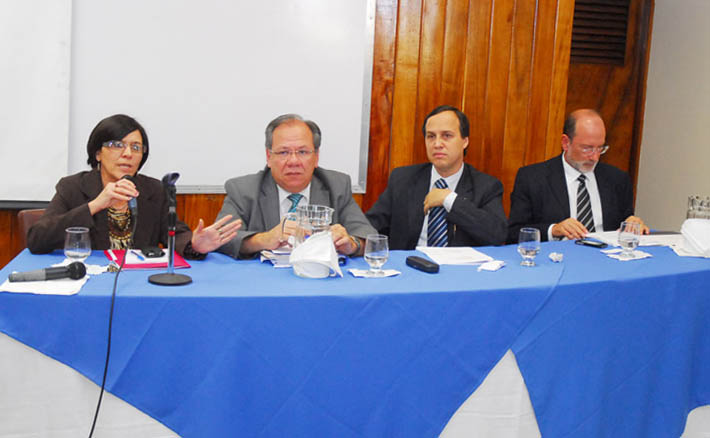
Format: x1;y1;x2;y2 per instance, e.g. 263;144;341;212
563;109;606;141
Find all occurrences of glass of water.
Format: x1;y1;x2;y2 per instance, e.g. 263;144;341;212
518;227;541;267
618;221;641;259
364;234;389;277
64;227;91;262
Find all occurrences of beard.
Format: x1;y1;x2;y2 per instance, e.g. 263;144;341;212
565;155;598;174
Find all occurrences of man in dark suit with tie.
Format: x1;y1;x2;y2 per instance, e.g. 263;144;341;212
507;108;648;243
366;105;508;250
216;114;375;258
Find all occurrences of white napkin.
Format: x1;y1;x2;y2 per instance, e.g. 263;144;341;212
477;260;505;271
55;258;107;275
348;269;401;278
289;232;343;278
601;248;652;261
548;252;564;263
680;218;710;257
1;259;91;296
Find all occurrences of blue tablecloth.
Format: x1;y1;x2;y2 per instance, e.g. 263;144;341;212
511;241;710;438
0;247;561;437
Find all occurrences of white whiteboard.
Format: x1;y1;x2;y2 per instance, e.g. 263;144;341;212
2;0;374;202
0;0;72;202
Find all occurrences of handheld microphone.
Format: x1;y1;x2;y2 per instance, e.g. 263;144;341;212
9;262;86;282
121;175;138;218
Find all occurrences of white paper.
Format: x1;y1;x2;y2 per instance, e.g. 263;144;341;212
261;248;292;268
415;246;493;265
587;231;684;247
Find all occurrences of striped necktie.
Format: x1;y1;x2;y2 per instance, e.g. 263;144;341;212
576;175;595;232
427;178;449;247
287;193;303;213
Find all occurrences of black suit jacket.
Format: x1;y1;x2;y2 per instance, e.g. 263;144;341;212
27;169;193;255
366;163;508;250
507;155;634;243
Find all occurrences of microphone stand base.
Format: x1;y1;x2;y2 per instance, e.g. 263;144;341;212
148;272;192;286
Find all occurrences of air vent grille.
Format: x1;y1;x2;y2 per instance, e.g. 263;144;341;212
570;0;629;65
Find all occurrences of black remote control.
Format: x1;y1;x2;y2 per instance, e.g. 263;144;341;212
406;255;440;273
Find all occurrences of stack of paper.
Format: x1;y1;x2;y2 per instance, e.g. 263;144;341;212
415;246;494;265
260;249;292;268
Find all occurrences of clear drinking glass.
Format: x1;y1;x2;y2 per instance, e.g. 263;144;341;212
364;234;389;277
518;227;541;267
618;221;641;258
64;227;91;262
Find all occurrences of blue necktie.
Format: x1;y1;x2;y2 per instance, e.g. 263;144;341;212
427;179;449;247
576;175;595;232
287;193;303;213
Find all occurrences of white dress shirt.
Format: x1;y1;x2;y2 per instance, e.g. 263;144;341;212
547;153;604;240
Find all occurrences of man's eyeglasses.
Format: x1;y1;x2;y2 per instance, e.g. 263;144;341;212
578;144;609;155
270;149;316;160
102;140;146;153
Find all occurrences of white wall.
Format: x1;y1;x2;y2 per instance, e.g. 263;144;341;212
636;0;710;230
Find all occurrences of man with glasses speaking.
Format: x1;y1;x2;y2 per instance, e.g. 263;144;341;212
507;108;649;243
215;114;375;259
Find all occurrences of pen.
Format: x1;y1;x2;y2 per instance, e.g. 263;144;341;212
132;249;145;261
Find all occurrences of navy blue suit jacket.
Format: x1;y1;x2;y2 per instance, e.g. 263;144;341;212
507;155;634;243
366;163;508;250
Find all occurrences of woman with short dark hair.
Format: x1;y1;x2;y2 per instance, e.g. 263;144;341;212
28;114;240;257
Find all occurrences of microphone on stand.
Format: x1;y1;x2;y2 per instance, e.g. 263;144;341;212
9;262;86;282
149;172;192;286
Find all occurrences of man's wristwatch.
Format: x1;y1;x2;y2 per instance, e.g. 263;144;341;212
347;235;362;256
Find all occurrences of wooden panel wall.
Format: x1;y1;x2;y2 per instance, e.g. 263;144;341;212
0;211;21;269
1;0;655;270
363;0;576;210
565;0;654;192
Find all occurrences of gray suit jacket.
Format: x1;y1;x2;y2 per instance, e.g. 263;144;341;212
216;167;376;258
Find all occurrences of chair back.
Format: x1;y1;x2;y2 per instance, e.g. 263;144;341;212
17;209;46;249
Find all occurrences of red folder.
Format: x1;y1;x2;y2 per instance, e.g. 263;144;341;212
104;249;190;270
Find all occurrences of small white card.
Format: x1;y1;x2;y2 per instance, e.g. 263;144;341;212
348;269;401;278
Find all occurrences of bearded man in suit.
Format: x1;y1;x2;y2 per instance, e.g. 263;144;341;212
507;108;648;243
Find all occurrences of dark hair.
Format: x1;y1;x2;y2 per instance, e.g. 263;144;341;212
421;105;470;138
563;109;602;140
265;114;322;150
86;114;149;170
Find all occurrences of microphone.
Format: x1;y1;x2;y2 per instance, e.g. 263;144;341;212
121;175;138;218
162;172;180;187
9;262;86;282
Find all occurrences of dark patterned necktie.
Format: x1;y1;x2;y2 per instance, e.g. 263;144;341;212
427;179;449;247
576;175;595;232
287;193;303;213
